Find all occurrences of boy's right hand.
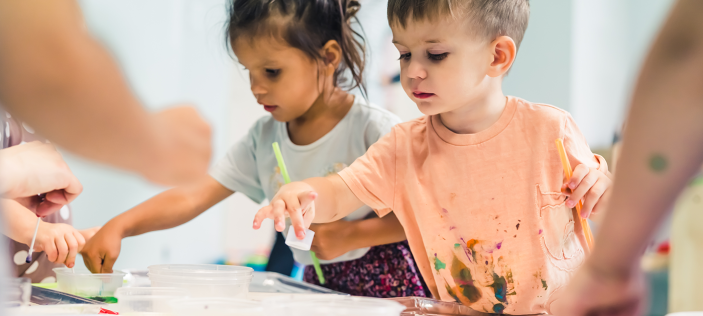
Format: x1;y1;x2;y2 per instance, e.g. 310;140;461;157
34;222;86;268
253;182;318;240
80;224;123;273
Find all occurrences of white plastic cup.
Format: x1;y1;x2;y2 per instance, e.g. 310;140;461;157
148;264;253;298
171;298;263;316
53;268;125;301
115;287;188;315
285;228;315;251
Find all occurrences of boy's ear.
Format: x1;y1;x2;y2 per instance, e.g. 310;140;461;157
487;36;517;78
321;40;342;75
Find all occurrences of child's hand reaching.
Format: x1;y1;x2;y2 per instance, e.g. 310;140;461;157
81;224;124;273
309;221;355;260
34;222;86;268
253;182;318;240
563;164;612;219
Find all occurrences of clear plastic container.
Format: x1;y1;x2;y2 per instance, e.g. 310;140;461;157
148;264;253;298
262;295;406;316
53;268;126;303
1;277;31;307
171;298;263;316
115;287;188;315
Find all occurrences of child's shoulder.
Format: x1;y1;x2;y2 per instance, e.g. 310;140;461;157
351;98;402;128
512;96;573;127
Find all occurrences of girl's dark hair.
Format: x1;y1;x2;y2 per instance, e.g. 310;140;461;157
226;0;367;97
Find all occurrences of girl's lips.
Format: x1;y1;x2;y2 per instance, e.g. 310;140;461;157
263;105;278;112
413;92;435;99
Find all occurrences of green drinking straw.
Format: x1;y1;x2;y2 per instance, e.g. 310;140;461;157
272;142;326;284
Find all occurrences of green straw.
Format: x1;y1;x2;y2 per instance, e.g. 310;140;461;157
272;142;326;284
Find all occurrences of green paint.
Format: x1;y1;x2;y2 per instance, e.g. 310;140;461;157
691;176;703;187
649;154;668;173
87;296;118;304
445;284;459;302
451;255;482;303
491;273;508;303
541;279;548;290
434;256;446;271
454;243;462;248
493;303;506;314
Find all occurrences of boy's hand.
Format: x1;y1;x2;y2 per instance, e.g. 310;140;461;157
309;221;354;260
34;222;86;268
80;224;123;273
253;182;317;240
79;226;101;242
563;164;612;218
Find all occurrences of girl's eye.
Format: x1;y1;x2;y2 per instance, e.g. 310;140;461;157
398;53;411;61
265;69;280;76
428;52;448;61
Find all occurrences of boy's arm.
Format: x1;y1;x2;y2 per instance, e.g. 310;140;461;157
253;174;364;240
561;1;703;315
82;176;233;273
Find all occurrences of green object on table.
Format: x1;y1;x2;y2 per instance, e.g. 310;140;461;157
32;282;58;289
272;142;326;284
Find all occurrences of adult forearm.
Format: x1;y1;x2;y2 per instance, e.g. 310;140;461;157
590;0;703;274
0;0;161;173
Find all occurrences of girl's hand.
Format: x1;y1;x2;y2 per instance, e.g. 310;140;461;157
562;164;612;218
79;226;101;242
253;182;317;240
309;221;354;260
34;222;86;268
81;224;123;273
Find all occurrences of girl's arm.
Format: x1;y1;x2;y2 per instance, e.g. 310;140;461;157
81;176;233;273
253;174;365;240
310;213;406;260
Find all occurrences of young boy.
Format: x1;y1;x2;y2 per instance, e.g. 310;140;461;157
254;0;612;314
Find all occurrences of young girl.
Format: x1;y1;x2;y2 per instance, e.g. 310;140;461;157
81;0;429;297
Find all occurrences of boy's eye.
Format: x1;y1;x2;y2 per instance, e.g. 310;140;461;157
428;52;449;61
265;69;280;76
398;53;411;61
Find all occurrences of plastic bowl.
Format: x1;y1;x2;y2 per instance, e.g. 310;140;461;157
1;277;31;307
148;265;253;298
171;298;263;316
53;268;125;302
262;295;406;316
115;287;188;315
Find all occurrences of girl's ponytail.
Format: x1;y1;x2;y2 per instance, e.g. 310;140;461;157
337;0;366;99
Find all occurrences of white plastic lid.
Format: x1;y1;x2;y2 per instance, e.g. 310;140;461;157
148;264;253;278
263;295;406;316
285;229;315;251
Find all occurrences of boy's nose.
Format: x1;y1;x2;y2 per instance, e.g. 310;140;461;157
249;77;267;95
406;59;427;80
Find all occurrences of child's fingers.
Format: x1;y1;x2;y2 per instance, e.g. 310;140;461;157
271;200;287;232
82;251;102;274
64;233;78;268
253;205;273;230
73;230;86;253
568;164;591;189
566;169;599;208
43;240;58;263
299;191;317;227
54;235;69;264
101;253;117;273
580;177;610;218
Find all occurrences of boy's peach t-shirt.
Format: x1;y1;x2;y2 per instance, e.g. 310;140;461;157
338;97;607;314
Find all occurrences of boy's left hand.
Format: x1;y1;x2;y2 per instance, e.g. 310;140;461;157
563;164;612;219
309;221;354;260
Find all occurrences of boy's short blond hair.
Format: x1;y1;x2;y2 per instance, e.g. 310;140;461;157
388;0;530;49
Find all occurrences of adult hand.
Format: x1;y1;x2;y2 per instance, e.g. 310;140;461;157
144;106;212;186
0;141;82;216
557;260;647;316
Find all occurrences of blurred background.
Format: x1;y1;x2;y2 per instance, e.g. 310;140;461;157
65;0;674;286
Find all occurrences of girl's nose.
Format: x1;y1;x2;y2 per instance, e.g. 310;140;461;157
249;75;267;95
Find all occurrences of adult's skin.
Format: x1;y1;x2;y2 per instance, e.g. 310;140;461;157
0;0;212;187
0;142;83;217
561;1;703;315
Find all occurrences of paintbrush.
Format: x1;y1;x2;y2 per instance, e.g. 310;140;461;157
272;142;326;284
26;193;46;263
555;139;595;249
